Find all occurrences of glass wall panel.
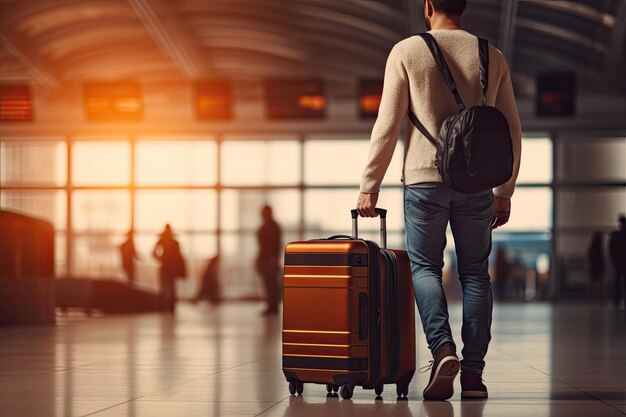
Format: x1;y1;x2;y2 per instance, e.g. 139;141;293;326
135;139;217;185
304;139;404;186
516;137;552;184
0;140;67;185
134;232;218;297
506;187;553;231
304;188;404;234
0;189;67;229
220;231;298;299
72;233;126;278
135;190;217;232
556;189;626;228
55;234;67;277
72;190;130;233
557;138;626;182
72;141;130;185
220;189;300;232
221;140;300;185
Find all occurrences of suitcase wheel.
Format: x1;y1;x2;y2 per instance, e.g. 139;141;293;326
339;384;354;400
326;384;339;394
396;382;409;399
288;380;304;396
375;384;384;396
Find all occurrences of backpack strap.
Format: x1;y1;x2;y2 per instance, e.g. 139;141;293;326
417;32;465;112
408;108;437;145
478;37;489;103
408;34;490;145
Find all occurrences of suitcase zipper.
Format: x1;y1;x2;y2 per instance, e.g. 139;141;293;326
365;240;382;383
386;250;401;382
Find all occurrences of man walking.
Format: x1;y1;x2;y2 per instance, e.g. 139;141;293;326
609;215;626;309
356;0;522;401
256;205;283;316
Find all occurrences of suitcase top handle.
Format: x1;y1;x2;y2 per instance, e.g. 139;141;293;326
350;208;387;219
350;208;387;249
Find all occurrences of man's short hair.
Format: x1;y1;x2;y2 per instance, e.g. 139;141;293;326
429;0;467;16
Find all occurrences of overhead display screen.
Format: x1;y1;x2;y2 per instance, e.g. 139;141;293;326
536;72;576;117
265;79;326;120
84;81;143;121
0;85;33;122
358;79;383;119
196;80;232;120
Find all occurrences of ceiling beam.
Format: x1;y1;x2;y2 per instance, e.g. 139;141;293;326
0;33;58;88
498;0;518;61
608;0;626;91
126;0;201;79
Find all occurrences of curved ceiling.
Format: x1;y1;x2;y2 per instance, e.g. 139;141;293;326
0;0;624;95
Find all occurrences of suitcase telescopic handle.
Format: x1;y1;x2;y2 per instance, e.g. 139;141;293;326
350;208;387;249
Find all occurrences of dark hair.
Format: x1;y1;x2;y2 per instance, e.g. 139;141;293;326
428;0;467;16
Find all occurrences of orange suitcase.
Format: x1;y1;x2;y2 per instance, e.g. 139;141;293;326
282;208;416;399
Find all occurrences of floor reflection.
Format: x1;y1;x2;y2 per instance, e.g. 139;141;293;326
0;301;624;417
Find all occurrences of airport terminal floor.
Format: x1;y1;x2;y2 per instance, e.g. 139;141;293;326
0;301;624;417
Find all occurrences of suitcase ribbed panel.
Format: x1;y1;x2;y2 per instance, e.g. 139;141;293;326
282;240;415;391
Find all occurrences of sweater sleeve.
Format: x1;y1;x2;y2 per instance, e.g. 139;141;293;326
359;43;409;194
493;60;522;198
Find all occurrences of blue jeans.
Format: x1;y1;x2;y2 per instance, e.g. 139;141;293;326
404;182;494;374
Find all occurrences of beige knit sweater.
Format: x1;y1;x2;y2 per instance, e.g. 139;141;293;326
359;29;522;198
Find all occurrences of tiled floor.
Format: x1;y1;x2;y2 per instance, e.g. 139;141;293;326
0;301;624;417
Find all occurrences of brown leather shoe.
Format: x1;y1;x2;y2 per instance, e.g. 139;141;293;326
461;371;488;399
421;342;460;401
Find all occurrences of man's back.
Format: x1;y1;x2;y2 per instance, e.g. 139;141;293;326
360;29;521;200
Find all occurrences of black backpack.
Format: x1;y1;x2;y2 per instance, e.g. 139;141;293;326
408;32;514;194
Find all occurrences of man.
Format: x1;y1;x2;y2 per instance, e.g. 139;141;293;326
119;231;139;283
193;255;221;305
255;205;283;316
609;215;626;309
153;224;186;313
356;0;522;401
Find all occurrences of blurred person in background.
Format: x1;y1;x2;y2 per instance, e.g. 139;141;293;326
587;232;605;301
153;224;186;313
609;215;626;309
510;255;526;300
255;205;282;316
119;231;139;284
193;255;221;305
494;246;511;301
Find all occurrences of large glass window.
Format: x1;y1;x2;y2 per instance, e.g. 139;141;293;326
72;234;127;278
135;190;217;232
0;190;68;277
220;189;300;232
72;191;130;233
72;140;130;185
0;133;567;299
557;138;625;183
0;140;66;185
0;189;67;230
516;138;552;183
505;187;553;232
135;139;217;186
71;191;131;278
304;139;404;186
221;140;300;185
304;188;404;234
